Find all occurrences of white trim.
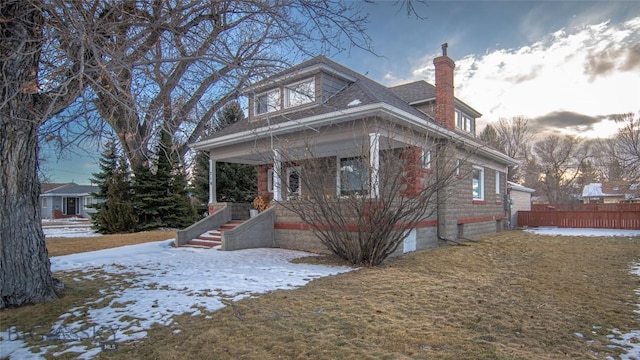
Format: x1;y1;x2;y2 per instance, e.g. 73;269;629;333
495;170;500;194
191;102;518;166
472;166;485;201
284;77;315;108
267;168;274;193
209;158;216;203
273;149;282;201
369;133;380;198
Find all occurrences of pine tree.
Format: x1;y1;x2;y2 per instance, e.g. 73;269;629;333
166;160;196;228
90;142;118;233
191;151;210;216
191;101;257;207
132;164;166;231
479;124;505;153
100;154;137;233
90;143;137;233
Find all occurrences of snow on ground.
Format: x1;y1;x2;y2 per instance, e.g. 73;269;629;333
524;227;640;237
2;228;639;359
42;225;100;238
0;240;354;359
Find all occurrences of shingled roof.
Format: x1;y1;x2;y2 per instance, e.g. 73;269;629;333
200;56;437;141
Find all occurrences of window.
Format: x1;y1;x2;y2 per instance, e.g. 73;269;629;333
84;196;97;209
42;197;48;208
287;167;301;198
455;109;474;133
267;168;274;193
456;159;461;176
285;78;315;108
495;170;500;194
472;166;484;200
421;150;431;169
255;89;280;115
339;157;368;196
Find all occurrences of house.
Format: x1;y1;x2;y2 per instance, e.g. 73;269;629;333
40;182;99;219
582;181;640;204
186;44;517;253
507;181;535;228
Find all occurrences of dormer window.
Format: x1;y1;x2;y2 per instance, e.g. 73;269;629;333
456;110;475;134
255;89;280;115
285;78;315;108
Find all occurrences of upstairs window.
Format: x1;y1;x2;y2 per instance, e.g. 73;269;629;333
456;110;475;134
255;89;280;115
495;170;501;194
285;78;315;108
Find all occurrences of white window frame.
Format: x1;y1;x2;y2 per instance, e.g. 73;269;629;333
456;159;461;176
455;109;474;133
421;150;431;169
267;168;274;193
472;166;485;201
495;170;500;194
284;78;314;108
254;89;280;115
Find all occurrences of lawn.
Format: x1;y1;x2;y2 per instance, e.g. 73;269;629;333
1;230;638;359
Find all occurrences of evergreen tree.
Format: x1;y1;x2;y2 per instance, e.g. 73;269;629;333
90;142;118;233
132;164;166;230
191;151;210;216
166;160;196;228
191;101;257;207
479;124;505;153
100;154;137;233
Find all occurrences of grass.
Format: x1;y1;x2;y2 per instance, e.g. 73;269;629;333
1;230;639;359
45;230;175;257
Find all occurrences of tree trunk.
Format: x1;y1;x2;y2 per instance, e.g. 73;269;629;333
0;0;59;309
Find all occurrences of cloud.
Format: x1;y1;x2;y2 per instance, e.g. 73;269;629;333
388;16;640;139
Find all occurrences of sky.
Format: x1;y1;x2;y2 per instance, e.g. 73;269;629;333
1;226;638;358
43;1;640;184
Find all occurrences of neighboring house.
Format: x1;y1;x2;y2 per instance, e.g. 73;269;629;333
507;181;535;228
40;182;100;219
190;44;517;253
582;182;640;204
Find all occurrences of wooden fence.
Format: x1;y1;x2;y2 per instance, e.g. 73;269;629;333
518;209;640;230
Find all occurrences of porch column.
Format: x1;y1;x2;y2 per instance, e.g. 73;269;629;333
369;132;380;198
273;149;282;201
209;157;217;203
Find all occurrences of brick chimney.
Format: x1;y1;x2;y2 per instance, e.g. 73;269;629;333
434;43;456;131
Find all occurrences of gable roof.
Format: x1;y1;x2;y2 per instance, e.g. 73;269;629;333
41;183;68;193
41;182;98;196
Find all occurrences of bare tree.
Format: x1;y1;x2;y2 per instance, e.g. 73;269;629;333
612;112;640;181
40;1;380;170
1;0;88;308
532;135;591;204
494;116;532;182
267;123;461;266
1;0;426;307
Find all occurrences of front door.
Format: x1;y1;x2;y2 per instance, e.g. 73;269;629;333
66;197;77;216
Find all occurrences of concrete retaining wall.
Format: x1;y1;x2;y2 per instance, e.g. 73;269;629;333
222;207;275;251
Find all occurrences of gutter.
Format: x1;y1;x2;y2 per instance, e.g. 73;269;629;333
190;102;518;167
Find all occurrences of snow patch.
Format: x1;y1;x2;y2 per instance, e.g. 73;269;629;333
347;99;362;106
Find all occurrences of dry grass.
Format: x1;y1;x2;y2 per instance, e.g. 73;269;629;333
2;230;639;360
45;230;175;257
